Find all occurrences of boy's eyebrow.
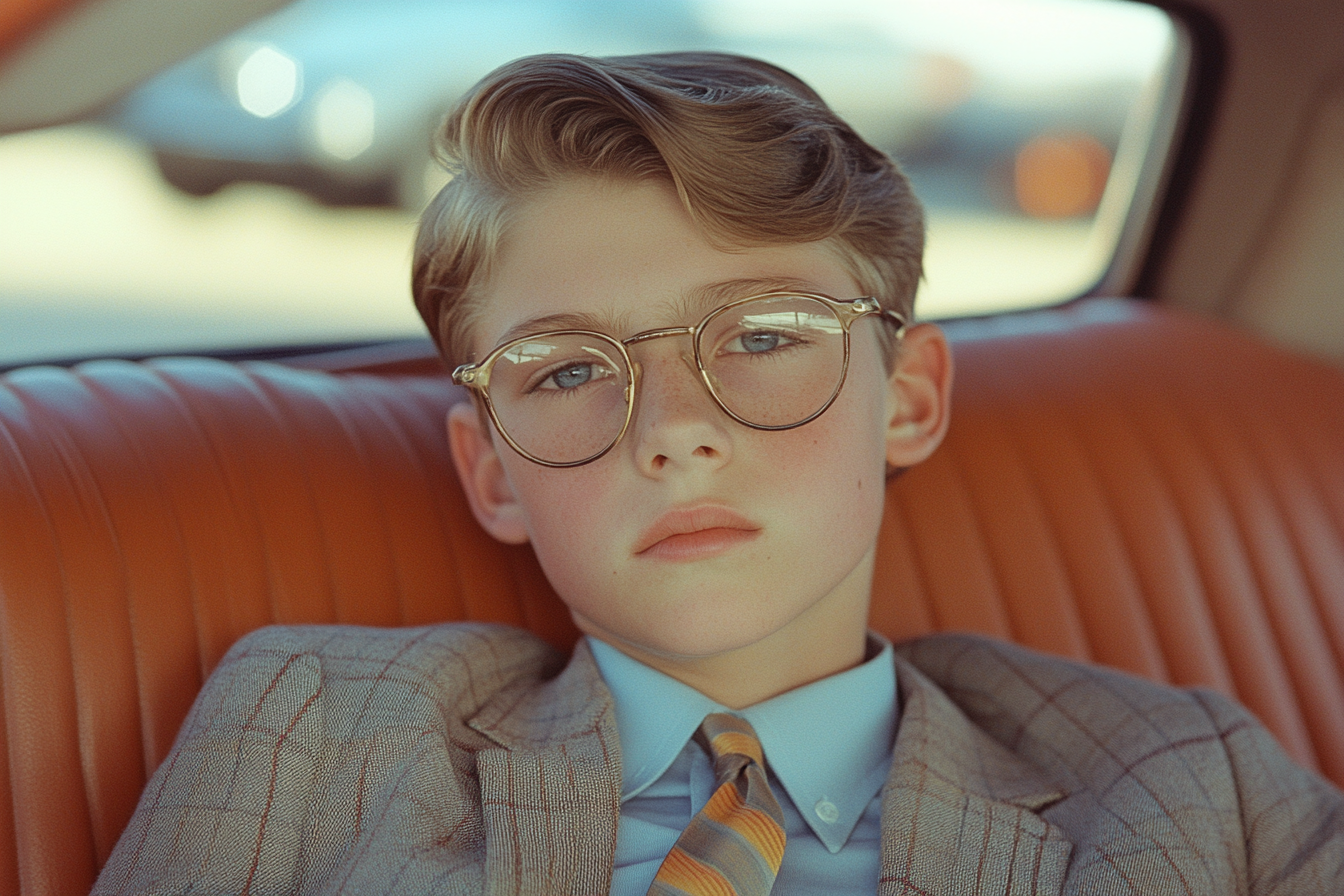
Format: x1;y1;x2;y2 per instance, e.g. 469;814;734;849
495;310;633;346
681;277;826;316
494;276;827;345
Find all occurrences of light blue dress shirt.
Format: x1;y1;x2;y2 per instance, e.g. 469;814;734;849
587;635;898;896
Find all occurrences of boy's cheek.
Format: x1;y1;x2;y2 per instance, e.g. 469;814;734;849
506;462;623;558
772;377;891;488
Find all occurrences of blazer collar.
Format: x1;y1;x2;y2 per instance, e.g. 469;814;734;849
879;652;1074;895
468;639;622;895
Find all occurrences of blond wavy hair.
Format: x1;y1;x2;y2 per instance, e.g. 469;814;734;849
412;52;924;368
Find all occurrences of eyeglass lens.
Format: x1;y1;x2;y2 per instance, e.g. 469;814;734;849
699;295;846;427
485;295;848;465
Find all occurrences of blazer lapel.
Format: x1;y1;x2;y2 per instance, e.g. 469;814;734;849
879;654;1074;896
468;640;622;896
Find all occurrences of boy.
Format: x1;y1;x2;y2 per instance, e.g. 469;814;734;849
95;53;1342;895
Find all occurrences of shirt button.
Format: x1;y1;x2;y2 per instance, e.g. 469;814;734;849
814;799;839;824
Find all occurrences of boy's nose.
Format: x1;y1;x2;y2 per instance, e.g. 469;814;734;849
628;345;733;475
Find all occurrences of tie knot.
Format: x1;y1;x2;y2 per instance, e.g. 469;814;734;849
698;713;765;780
651;713;786;894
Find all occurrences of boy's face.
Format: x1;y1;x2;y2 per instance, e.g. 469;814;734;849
449;176;949;694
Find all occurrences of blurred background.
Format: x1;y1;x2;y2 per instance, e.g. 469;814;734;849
0;0;1179;367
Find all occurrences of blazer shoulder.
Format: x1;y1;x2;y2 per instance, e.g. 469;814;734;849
895;633;1227;786
225;620;561;679
896;630;1204;702
213;621;566;730
227;618;556;656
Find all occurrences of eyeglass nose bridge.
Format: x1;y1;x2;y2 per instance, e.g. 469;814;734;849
622;324;703;371
621;324;696;348
620;324;721;416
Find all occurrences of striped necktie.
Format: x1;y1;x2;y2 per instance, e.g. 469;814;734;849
648;713;787;896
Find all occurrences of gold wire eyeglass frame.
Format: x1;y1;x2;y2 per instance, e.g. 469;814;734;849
451;292;908;468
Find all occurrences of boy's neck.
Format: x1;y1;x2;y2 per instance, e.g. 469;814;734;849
586;586;872;709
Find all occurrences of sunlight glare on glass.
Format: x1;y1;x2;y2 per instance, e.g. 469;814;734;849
502;341;559;366
737;310;842;335
234;45;301;118
582;345;621;366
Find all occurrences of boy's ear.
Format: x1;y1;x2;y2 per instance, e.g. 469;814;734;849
446;402;531;545
884;322;953;469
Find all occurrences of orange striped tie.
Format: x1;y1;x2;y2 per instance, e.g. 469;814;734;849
648;713;787;896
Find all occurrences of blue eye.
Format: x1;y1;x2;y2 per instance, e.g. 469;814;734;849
536;361;618;392
549;364;594;389
724;330;802;355
740;331;780;353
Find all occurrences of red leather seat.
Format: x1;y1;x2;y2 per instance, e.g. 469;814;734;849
1;298;1341;895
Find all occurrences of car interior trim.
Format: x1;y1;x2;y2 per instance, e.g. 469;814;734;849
0;0;292;134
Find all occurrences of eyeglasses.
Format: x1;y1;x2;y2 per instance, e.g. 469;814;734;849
452;292;906;467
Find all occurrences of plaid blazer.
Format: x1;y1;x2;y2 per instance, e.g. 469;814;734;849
92;624;1344;895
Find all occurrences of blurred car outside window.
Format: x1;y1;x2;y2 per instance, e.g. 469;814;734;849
0;0;1183;368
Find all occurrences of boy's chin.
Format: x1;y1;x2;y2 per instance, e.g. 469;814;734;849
573;611;795;663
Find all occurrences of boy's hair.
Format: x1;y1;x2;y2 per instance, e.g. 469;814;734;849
412;52;924;369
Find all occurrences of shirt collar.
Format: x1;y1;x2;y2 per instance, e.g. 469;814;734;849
587;633;898;854
588;636;721;800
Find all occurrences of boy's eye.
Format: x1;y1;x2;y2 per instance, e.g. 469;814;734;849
723;329;798;354
536;361;615;391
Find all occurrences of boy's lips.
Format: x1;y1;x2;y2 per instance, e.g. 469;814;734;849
633;505;762;560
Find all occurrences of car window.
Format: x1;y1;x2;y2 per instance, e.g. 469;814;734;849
0;0;1183;368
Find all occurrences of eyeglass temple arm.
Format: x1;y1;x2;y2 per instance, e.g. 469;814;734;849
845;297;907;337
880;308;908;338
